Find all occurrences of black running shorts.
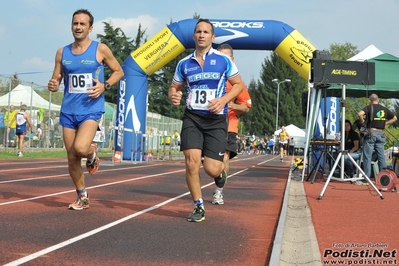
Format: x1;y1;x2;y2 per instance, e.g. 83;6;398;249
279;142;288;150
226;132;238;159
180;109;227;161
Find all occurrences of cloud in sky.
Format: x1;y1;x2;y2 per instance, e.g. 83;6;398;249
20;57;53;71
1;0;399;87
0;25;5;41
92;15;159;40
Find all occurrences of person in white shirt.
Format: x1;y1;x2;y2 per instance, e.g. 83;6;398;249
15;105;33;157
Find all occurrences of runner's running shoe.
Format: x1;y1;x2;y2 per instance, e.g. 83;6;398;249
212;189;224;205
68;194;89;210
187;206;205;222
215;170;227;188
86;142;99;174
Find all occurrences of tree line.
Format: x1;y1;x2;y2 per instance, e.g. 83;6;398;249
2;20;398;143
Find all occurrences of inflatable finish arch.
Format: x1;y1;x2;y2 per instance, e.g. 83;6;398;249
116;19;316;160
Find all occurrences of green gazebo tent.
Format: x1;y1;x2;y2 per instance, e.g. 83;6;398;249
328;53;399;98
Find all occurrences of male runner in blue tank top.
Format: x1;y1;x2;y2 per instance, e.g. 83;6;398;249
48;9;124;211
168;18;245;222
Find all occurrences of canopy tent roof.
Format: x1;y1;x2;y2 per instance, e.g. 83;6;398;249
274;124;305;137
0;84;61;111
327;53;399;99
347;44;383;61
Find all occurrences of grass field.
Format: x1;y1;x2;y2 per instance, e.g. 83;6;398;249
0;148;114;160
0;147;180;160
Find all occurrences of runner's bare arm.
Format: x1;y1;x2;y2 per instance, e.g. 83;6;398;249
98;43;124;87
48;48;63;92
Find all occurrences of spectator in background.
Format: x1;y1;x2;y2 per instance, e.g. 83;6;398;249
236;135;243;154
257;138;266;154
37;108;45;124
171;129;180;150
341;119;361;178
0;107;6;146
32;124;43;148
358;94;397;183
245;136;252;154
36;124;43;140
267;136;275;155
289;137;295;155
5;105;17;147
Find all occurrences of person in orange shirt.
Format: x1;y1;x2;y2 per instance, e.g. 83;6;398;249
212;43;252;204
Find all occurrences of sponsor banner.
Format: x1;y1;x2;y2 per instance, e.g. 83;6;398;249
312;97;340;170
131;26;185;75
212;20;281;50
275;30;316;80
315;97;340;139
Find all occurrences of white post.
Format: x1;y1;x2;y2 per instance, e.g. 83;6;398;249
272;78;291;155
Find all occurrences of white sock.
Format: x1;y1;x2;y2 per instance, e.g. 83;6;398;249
88;152;96;163
215;187;223;193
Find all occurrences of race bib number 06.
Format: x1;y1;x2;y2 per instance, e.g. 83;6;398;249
68;73;93;93
188;89;216;111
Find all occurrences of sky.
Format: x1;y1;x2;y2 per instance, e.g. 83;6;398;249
1;0;399;88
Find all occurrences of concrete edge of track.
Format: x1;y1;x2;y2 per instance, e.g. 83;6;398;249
269;165;323;266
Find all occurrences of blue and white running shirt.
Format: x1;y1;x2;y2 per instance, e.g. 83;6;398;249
172;47;240;115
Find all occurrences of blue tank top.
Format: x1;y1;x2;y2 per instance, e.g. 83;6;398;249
173;47;240;115
61;41;105;115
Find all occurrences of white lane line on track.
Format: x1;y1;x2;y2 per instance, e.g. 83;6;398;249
4;168;249;266
0;165;176;206
0;160;65;166
257;156;279;165
0;165;67;173
0;160;157;173
0;164;163;184
0;155;260;205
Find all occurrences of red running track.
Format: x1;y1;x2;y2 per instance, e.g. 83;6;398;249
0;154;289;266
304;176;399;265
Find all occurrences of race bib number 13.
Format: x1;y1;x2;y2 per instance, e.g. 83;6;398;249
68;73;93;93
188;89;216;110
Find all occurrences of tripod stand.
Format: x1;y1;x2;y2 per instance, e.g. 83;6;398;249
318;84;384;200
306;85;338;183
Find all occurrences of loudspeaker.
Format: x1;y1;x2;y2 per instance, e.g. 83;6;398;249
310;58;375;85
375;169;397;192
313;50;331;60
301;91;308;117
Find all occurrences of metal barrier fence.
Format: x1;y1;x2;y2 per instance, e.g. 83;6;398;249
0;77;64;150
100;111;183;164
0;76;183;162
103;129;184;165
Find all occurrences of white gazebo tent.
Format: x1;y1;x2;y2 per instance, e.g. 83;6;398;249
0;84;61;111
0;84;62;149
